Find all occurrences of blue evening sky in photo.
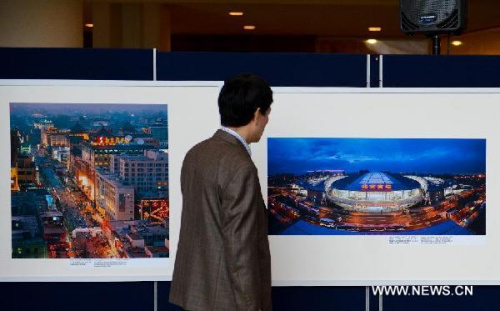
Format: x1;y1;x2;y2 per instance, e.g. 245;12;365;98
268;138;486;175
10;103;167;116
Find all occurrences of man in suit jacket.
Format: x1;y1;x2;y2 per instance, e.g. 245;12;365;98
170;74;273;311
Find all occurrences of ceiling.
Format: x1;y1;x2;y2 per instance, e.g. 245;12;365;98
89;0;500;39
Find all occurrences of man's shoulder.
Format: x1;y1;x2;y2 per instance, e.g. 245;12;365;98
183;134;254;186
186;134;250;164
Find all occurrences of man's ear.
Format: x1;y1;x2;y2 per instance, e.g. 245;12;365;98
252;108;261;124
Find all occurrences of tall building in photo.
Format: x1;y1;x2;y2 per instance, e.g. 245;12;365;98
16;155;37;187
11;191;51;258
111;150;168;194
95;170;135;221
68;136;84;173
41;128;70;147
77;132;153;201
81;139;154;170
11;128;36;191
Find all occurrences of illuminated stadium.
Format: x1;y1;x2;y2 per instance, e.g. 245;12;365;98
325;172;425;212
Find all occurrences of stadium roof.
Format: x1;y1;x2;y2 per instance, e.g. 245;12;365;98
331;172;420;191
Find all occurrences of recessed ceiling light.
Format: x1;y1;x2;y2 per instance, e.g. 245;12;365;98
451;40;462;46
244;25;256;30
85;23;94;28
229;11;244;16
366;39;377;44
368;27;382;32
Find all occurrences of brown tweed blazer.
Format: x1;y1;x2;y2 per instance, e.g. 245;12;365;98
170;130;272;311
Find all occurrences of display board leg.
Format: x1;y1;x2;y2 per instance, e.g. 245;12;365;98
154;281;158;311
366;286;370;311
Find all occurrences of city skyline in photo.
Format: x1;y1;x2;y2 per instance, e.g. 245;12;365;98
10;102;169;259
10;103;167;116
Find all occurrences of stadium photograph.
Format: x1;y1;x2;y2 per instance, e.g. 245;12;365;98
268;138;486;235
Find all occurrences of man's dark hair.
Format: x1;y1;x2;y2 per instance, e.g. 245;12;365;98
218;74;273;127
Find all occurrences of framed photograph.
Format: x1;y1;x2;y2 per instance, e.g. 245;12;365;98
251;89;500;285
10;103;169;260
268;137;486;236
0;81;220;281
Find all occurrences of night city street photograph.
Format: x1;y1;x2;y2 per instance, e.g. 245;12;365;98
10;103;169;259
268;138;486;236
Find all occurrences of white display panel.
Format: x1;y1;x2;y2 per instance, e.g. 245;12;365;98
252;90;500;285
1;82;500;285
0;83;221;281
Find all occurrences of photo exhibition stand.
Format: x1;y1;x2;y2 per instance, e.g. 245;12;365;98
1;49;500;311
